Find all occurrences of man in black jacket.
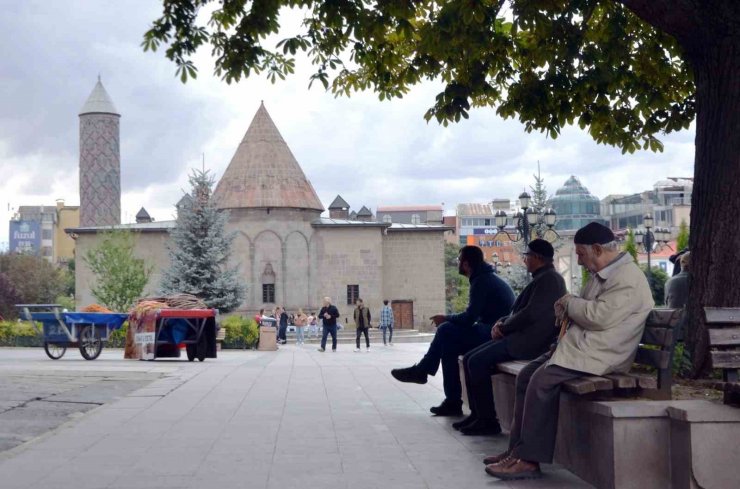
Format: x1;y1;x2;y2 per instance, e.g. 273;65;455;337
455;239;567;435
391;245;515;416
317;297;340;352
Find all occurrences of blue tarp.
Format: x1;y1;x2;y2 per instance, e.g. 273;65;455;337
28;312;128;329
156;318;191;344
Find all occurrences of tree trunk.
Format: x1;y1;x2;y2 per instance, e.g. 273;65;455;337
684;35;740;377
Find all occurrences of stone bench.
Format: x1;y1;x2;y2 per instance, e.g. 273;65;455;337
460;308;705;488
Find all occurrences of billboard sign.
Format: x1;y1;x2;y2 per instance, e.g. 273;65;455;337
9;220;41;254
473;228;500;235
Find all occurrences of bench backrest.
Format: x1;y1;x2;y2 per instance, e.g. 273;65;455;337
634;308;682;398
704;307;740;383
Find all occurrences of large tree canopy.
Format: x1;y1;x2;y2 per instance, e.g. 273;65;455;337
143;0;695;153
144;0;740;376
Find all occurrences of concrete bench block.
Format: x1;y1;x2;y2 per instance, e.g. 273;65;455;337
667;402;740;489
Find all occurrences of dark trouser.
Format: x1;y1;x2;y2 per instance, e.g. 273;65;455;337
417;322;490;403
462;338;514;421
508;352;586;463
278;323;287;341
356;327;370;348
382;326;393;344
321;324;338;350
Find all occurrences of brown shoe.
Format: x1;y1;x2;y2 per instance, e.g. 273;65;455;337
485;459;542;480
482;450;511;465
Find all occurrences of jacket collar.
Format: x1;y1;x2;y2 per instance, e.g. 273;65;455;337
469;262;494;281
531;264;554;278
594;252;631;280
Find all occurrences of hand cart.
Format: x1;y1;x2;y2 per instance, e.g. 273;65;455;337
16;304;128;360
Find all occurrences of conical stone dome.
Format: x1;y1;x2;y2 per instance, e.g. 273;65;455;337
213;103;324;211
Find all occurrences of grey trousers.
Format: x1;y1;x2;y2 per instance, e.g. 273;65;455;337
508;352;586;463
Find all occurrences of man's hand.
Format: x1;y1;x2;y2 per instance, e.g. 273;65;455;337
491;321;504;340
554;294;574;319
323;312;331;319
430;314;446;326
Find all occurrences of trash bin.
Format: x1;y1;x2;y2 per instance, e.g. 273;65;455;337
258;326;277;351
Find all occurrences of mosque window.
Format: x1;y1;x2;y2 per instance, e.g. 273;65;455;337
411;214;421;224
347;285;360;305
262;284;275;303
382;214;392;223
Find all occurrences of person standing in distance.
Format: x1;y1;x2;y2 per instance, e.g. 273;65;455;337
353;298;372;352
318;297;340;352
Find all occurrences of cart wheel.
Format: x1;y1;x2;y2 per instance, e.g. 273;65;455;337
186;344;196;362
197;353;205;362
44;342;67;360
79;325;103;360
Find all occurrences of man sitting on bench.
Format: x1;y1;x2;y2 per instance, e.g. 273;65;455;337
391;245;515;416
484;222;654;480
455;239;567;435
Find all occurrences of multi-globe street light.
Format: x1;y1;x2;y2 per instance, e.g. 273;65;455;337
492;191;560;245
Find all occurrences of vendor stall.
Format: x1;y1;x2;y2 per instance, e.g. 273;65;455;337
129;308;217;361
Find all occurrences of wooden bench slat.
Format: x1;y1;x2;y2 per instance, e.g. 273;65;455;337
709;327;740;346
635;347;672;369
711;350;740;369
637;375;658;390
604;373;638;389
496;361;529;376
563;376;613;395
645;308;682;328
705;307;740;324
642;327;674;347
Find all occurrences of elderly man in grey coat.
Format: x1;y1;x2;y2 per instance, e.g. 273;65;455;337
485;222;654;481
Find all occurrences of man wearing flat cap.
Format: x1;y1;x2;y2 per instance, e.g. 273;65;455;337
485;222;654;480
455;239;567;436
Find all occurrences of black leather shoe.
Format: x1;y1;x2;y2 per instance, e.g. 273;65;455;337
461;419;502;436
391;365;427;384
452;415;477;431
430;399;463;416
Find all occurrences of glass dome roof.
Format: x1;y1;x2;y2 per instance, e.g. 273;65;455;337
550;176;604;231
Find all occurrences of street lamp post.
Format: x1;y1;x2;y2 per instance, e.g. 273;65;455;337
638;213;672;293
493;191;560;244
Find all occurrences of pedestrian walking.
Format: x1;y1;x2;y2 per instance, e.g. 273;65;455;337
353;298;371;352
379;299;394;345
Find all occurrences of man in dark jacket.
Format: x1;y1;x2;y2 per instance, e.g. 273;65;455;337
455;239;567;435
391;245;515;416
317;297;340;352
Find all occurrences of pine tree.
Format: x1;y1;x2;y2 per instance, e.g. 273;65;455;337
161;169;246;312
529;162;551;240
676;220;689;251
623;228;639;264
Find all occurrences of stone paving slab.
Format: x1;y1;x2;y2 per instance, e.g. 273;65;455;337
0;345;592;488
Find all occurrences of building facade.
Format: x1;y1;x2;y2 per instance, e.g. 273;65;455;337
8;200;79;264
70;104;449;328
376;205;444;225
549;176;605;231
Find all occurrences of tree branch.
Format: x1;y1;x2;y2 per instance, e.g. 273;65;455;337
617;0;698;44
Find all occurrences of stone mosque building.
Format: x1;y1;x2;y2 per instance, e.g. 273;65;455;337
70;81;448;326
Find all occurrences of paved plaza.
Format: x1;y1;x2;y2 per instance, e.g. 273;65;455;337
0;345;591;489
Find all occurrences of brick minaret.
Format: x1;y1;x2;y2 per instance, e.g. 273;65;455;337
79;77;121;227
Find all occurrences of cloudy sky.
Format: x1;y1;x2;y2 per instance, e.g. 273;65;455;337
0;1;696;248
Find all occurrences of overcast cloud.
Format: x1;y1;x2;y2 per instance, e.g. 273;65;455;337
0;1;695;247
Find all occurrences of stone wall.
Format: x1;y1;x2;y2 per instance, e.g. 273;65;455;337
74;231;170;309
382;231;446;331
313;227;385;322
